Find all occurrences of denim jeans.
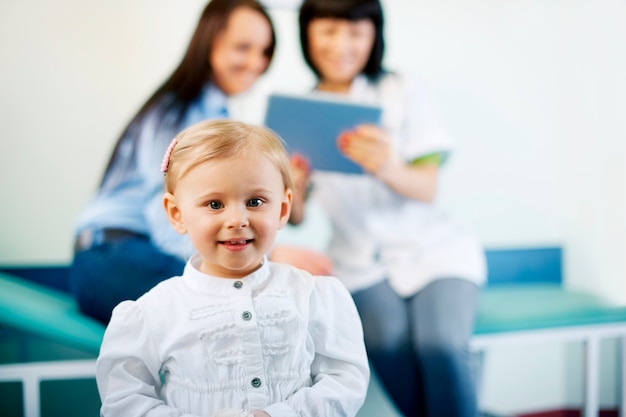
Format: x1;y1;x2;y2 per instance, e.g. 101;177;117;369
352;278;479;417
69;236;185;324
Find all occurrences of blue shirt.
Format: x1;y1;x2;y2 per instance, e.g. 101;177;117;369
75;83;228;259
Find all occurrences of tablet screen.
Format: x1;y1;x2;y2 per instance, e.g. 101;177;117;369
264;93;382;174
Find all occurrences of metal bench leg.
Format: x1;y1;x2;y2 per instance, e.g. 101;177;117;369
584;336;599;417
618;336;626;417
0;360;98;417
22;373;40;417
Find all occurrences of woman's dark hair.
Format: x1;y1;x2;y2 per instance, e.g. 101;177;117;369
101;0;275;184
299;0;384;79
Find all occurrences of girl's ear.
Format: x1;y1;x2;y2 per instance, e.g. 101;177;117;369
278;188;293;229
163;192;187;235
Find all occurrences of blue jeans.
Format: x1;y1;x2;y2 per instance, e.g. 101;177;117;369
69;236;185;323
352;278;479;417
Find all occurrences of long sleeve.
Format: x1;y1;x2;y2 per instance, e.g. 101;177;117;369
264;276;370;417
97;301;197;417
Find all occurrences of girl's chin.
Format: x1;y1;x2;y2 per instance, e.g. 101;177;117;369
208;260;264;278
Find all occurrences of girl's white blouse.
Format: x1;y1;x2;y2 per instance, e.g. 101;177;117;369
311;73;487;296
96;255;369;417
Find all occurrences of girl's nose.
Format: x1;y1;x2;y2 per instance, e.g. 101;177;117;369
225;206;249;228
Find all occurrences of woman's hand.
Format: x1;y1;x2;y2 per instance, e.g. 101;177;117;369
270;245;333;276
288;154;311;225
337;124;400;175
338;124;439;202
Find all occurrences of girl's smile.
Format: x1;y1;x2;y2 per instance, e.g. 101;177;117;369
219;238;254;251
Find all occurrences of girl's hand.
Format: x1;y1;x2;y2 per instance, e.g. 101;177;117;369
250;411;271;417
337;124;400;175
289;154;311;225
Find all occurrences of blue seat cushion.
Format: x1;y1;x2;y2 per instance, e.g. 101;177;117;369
475;283;626;335
0;272;105;354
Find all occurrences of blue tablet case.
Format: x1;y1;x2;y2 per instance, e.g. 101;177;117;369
263;93;382;174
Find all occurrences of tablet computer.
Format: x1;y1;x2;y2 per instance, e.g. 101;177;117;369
263;93;382;174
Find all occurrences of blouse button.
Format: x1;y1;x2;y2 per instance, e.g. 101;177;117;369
251;377;262;388
233;281;243;289
242;311;252;321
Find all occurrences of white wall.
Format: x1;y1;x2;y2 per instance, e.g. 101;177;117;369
0;0;208;265
1;0;624;414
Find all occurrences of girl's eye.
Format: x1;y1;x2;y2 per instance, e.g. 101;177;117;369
247;198;263;208
208;201;223;210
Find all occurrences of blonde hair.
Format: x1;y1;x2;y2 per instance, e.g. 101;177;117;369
163;120;293;193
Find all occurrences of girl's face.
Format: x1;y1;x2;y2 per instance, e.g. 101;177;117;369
210;7;273;96
165;153;291;278
307;17;376;92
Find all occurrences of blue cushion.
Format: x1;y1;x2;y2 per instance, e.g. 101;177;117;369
475;283;626;334
0;272;105;354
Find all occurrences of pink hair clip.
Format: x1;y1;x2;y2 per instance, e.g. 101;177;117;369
160;137;178;174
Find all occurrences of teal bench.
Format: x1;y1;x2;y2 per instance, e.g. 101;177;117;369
1;248;626;417
0;272;104;355
472;284;626;417
0;272;104;417
470;248;626;417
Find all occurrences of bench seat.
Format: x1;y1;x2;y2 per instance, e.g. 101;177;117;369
1;270;625;417
472;283;626;417
7;277;621;354
0;272;104;355
476;283;626;335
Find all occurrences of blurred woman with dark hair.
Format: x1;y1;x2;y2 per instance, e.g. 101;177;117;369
275;0;487;415
70;0;276;324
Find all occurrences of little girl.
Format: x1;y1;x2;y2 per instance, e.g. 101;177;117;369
96;120;370;417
